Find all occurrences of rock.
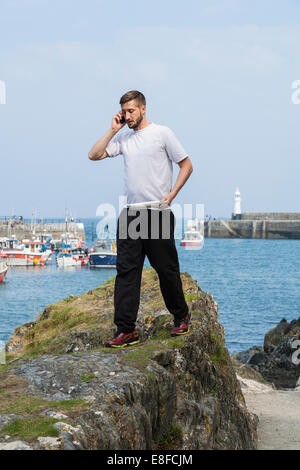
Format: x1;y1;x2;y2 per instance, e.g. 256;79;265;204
264;318;290;353
0;414;20;430
0;440;33;450
42;411;69;420
248;352;268;366
233;346;264;365
1;269;257;450
37;436;62;450
234;317;300;389
236;375;274;395
231;357;268;384
53;422;86;450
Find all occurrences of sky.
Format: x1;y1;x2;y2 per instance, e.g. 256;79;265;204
0;0;300;218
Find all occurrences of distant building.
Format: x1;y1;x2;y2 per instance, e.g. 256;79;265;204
232;188;242;220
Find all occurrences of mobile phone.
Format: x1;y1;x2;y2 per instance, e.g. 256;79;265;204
120;116;125;124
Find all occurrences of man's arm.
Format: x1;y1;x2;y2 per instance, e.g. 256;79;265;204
88;112;125;161
160;157;193;205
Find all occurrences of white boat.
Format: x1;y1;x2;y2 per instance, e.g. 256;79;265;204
57;254;79;268
0;237;19;250
180;219;204;249
0;240;52;266
60;232;84;250
57;247;89;268
0;261;8;282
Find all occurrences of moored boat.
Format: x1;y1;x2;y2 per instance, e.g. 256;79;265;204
57;253;79;268
0;261;8;282
57;247;89;268
0;240;52;266
180;219;204;249
89;239;117;268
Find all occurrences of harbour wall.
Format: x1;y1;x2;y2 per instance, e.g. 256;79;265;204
205;218;300;239
240;212;300;221
0;222;86;241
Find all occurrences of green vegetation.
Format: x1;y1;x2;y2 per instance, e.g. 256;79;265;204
157;422;183;450
0;381;90;415
120;343;160;370
184;292;198;302
64;295;78;303
0;417;60;440
0;394;46;415
166;336;185;349
49;398;90;412
79;374;96;383
209;330;228;367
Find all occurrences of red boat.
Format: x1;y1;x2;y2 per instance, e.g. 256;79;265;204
0;262;8;283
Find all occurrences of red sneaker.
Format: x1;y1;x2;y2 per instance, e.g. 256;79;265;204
106;329;140;348
171;313;191;337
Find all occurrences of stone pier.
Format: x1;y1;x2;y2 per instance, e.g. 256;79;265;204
205;213;300;239
0;222;86;241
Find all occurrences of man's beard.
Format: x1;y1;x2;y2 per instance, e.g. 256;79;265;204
129;113;143;129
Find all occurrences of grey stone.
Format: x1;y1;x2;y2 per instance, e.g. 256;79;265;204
0;440;32;450
235;318;300;389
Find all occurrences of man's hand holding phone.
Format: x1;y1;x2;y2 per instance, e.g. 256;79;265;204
111;111;126;132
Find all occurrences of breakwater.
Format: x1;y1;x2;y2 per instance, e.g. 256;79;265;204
0;221;86;241
205;213;300;239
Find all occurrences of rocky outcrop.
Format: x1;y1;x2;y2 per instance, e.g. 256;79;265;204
0;269;257;450
233;318;300;389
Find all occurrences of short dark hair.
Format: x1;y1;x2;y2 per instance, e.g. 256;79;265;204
120;90;146;107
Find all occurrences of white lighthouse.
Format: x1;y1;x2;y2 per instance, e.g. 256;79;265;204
232;188;242;220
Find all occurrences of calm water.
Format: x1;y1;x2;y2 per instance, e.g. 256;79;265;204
1;218;300;354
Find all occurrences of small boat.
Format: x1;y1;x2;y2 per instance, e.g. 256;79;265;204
89;239;117;268
180;219;204;249
0;261;8;283
70;247;89;265
57;247;89;268
57;252;78;268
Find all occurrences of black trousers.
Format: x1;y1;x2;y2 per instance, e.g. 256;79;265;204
114;208;189;333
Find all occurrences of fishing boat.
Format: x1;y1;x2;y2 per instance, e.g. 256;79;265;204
0;261;8;282
57;247;89;268
89;222;117;268
0;237;19;250
57;252;78;268
51;232;84;255
180;219;204;248
89;239;117;268
0;240;52;266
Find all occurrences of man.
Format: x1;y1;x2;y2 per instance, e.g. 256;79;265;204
88;90;193;347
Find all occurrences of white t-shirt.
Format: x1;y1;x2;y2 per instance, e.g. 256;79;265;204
106;123;188;205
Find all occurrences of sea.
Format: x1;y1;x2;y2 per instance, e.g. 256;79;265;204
1;218;300;354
